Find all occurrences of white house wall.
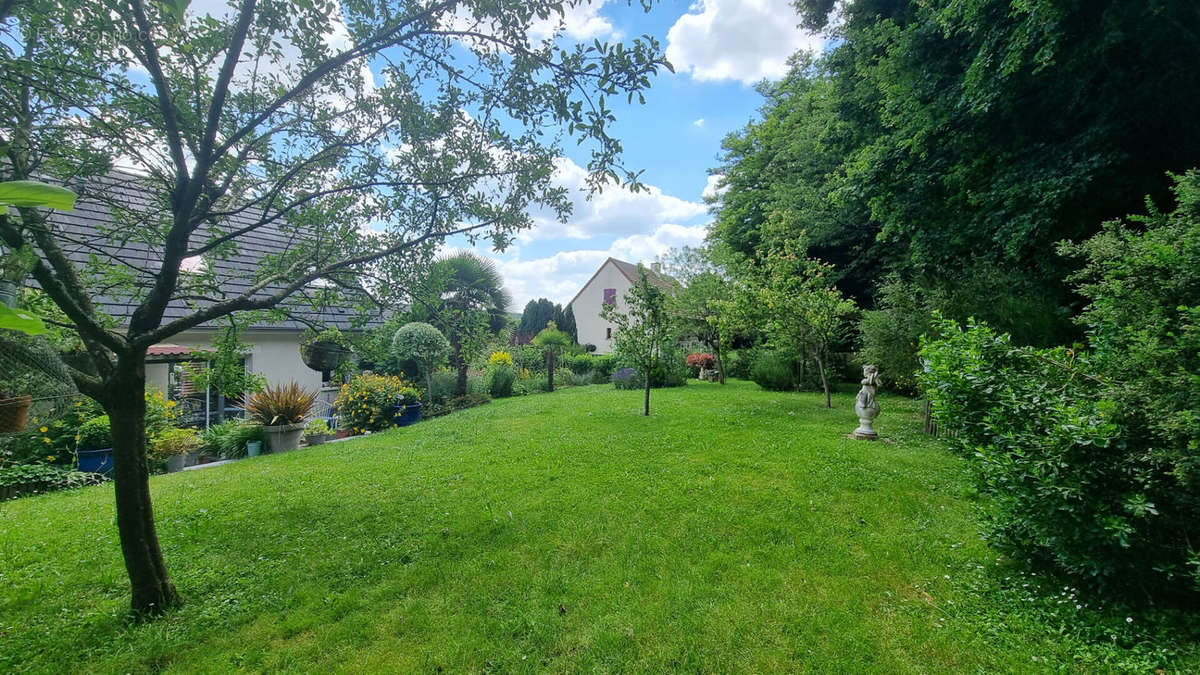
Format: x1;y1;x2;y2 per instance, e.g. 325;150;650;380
146;329;323;396
571;261;632;354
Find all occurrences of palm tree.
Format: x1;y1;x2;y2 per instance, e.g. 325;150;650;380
413;253;511;396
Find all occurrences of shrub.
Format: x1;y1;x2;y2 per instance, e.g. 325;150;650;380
858;275;934;395
649;348;689;387
1;463;106;500
245;382;316;426
334;373;420;434
200;419;266;459
393;322;450;393
919;174;1200;602
590;354;619;378
923;318;1199;600
148;427;200;462
750;351;796;391
561;353;594;375
75;415;112;451
487;363;515;398
487;350;514;367
686;352;715;371
611;367;639;390
426;369;458;404
304;419;331;437
723;349;752;380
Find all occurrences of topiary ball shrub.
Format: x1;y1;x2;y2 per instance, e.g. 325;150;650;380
750;351;796;391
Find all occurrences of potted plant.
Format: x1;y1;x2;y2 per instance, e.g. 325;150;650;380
391;383;423;427
245;382;316;453
149;427;200;473
299;327;355;373
303;419;333;446
75;415;114;474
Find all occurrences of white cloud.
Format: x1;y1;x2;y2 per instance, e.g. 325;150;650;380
693;117;706;127
523;157;707;242
701;173;726;201
666;0;825;84
529;1;617;42
465;223;708;308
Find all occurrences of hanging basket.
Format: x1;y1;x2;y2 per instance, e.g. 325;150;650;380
0;394;33;432
299;340;353;372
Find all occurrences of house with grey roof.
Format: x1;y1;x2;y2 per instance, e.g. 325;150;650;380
567;257;675;354
41;172;379;425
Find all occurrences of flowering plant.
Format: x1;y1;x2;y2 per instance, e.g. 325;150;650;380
334;374;420;434
487;350;514;367
686;353;716;369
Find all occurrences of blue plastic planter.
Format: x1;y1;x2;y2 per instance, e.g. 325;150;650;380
394;402;422;427
77;448;114;475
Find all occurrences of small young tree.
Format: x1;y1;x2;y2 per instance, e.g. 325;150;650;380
391;322;449;397
532;320;572;391
601;266;670;415
745;237;856;407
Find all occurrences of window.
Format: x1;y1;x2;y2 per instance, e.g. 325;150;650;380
606;327;612;339
603;288;616;305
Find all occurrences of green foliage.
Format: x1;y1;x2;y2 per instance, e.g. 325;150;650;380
74;415;112;451
858;275;935;394
921;319;1198;600
715;0;1200;344
750;351;797;392
334;374;420;435
200;420;266;459
601;267;673;414
487;364;516;399
919;175;1200;600
391;321;450;393
245;382;316;427
185;321;266;399
0;462;104;498
148;427;200;462
304;419;331;437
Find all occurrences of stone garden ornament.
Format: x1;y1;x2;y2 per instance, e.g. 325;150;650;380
852;364;881;440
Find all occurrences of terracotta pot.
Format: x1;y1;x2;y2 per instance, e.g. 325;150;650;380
0;394;32;433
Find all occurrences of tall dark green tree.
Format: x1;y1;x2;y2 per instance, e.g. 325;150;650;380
712;0;1200;352
561;304;577;342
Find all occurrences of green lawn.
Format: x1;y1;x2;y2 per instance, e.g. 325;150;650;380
1;381;1196;672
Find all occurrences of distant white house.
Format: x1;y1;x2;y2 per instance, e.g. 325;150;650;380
567;257;674;354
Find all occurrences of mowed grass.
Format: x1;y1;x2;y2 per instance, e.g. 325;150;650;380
1;381;1197;672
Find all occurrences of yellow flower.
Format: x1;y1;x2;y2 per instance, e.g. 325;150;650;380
43;437;51;443
46;455;56;462
40;426;48;433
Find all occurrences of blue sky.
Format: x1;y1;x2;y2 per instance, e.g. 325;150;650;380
451;0;825;310
107;0;824;311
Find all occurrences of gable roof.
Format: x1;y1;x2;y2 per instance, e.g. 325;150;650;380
566;257;676;309
41;171;379;332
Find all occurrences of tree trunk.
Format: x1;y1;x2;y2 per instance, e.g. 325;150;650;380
547;351;555;392
104;353;181;616
816;354;831;409
643;371;651;416
712;339;726;385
